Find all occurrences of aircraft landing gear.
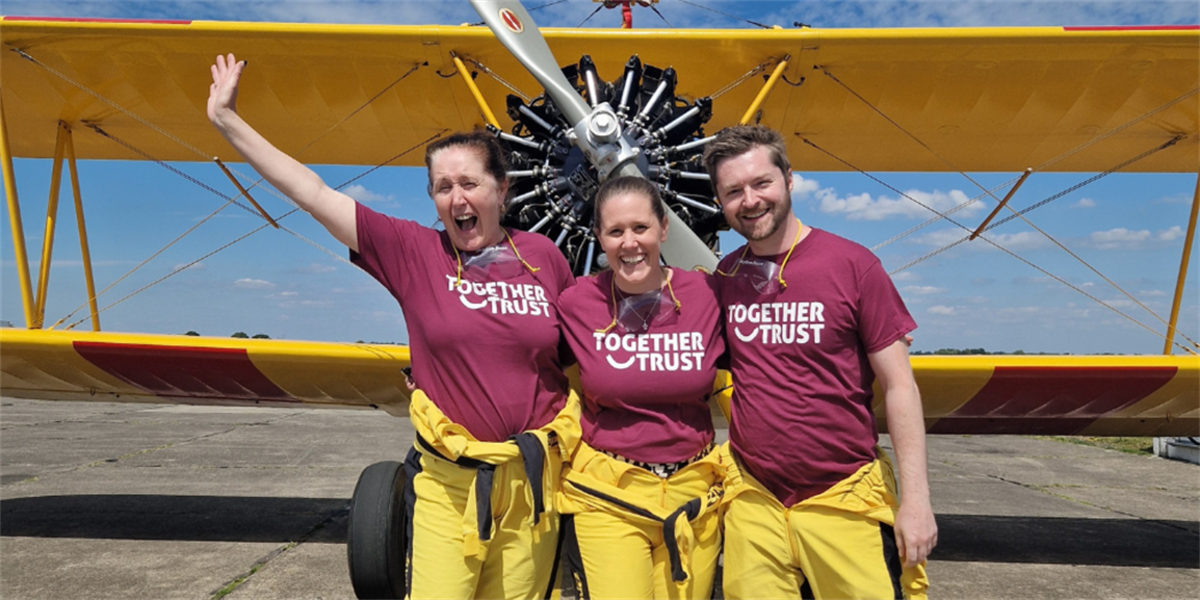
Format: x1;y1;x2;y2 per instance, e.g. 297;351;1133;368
347;460;407;599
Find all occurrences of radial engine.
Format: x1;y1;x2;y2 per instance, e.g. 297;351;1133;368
493;55;726;276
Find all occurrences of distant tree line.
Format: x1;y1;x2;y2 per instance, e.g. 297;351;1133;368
182;331;270;339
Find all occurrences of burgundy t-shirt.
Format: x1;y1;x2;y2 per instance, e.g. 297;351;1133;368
559;268;724;463
351;203;574;442
715;228;916;507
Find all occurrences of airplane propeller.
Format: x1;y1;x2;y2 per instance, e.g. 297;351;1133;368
469;0;720;274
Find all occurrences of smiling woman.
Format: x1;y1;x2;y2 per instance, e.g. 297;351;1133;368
205;54;580;599
556;176;728;600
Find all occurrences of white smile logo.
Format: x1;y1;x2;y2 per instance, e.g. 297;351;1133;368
460;295;489;310
733;326;759;343
605;355;635;370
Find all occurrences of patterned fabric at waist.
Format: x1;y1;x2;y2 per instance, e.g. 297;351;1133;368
599;443;716;478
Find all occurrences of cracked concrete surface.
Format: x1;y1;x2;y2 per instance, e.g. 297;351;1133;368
2;399;1197;599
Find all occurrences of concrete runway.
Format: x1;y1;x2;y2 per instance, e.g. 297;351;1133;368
1;398;1196;599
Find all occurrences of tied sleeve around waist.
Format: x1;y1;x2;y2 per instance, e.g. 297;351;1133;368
409;388;582;560
559;441;726;583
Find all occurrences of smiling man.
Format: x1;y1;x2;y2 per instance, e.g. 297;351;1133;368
703;126;937;600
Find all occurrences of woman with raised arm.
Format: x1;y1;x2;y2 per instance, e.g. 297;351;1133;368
208;54;579;600
555;176;726;599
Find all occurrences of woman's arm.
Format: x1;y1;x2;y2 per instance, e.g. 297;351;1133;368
207;53;359;251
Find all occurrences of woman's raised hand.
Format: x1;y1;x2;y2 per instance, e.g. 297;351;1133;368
207;53;246;128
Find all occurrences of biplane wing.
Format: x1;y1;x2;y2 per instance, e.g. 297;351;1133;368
1;17;1198;436
0;328;413;414
2;328;1196;435
1;18;1196;171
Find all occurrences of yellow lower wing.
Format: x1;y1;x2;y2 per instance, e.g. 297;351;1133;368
0;329;412;416
3;329;1196;435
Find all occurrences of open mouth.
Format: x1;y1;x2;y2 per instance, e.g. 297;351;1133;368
454;215;478;232
620;254;646;266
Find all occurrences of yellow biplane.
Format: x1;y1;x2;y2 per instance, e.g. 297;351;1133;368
2;6;1196;430
1;1;1198;594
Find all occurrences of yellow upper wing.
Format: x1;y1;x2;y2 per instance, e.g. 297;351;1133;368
2;17;1196;172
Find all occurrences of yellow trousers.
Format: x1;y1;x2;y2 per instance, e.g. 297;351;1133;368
558;441;725;600
721;449;928;600
405;390;581;599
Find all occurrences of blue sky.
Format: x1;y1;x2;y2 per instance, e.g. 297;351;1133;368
2;1;1198;355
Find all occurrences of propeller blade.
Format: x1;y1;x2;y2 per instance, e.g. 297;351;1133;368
471;0;718;272
469;0;590;126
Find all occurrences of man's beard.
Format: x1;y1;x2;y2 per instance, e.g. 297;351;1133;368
734;195;791;243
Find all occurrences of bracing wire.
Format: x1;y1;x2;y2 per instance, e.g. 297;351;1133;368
671;0;771;28
62;130;447;331
708;59;776;99
10;45;441;327
648;3;674;28
813;64;1198;348
871;87;1200;251
800;136;1196;355
459;56;532;102
577;4;605;27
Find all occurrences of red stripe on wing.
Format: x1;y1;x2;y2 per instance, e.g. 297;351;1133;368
928;366;1177;435
74;341;295;402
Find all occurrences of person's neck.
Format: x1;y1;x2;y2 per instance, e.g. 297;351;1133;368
614;266;667;296
748;217;803;257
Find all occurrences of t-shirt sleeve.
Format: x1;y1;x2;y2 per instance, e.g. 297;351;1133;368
703;271;731;370
856;257;917;354
550;250;576;295
350;202;419;295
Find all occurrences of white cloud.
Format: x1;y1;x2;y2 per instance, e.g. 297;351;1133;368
890;271;921;282
1157;226;1184;242
928;305;957;316
342;184;391;204
903;285;946;296
172;262;205;272
816;187;981;221
1088;226;1182;250
914;228;1047;252
1155;193;1193;205
279;291;299;297
234;278;275;289
1072;198;1096;208
299;263;337;274
790;175;820;199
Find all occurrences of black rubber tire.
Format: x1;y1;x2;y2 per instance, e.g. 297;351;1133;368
347;460;407;599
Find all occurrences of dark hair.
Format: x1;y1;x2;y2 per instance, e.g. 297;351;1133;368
701;125;791;192
424;131;509;196
592;176;666;231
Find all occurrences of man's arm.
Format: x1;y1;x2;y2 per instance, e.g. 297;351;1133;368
207;53;359;251
869;338;938;567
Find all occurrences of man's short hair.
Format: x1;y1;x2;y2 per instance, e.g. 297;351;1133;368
701;125;792;192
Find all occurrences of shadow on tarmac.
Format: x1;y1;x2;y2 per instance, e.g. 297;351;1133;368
0;495;349;544
2;495;1197;569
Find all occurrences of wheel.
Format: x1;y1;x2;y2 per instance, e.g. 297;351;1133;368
347;460;407;599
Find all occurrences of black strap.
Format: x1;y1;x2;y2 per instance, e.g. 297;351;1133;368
474;464;496;542
663;498;702;582
512;432;548;525
417;433;547;543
